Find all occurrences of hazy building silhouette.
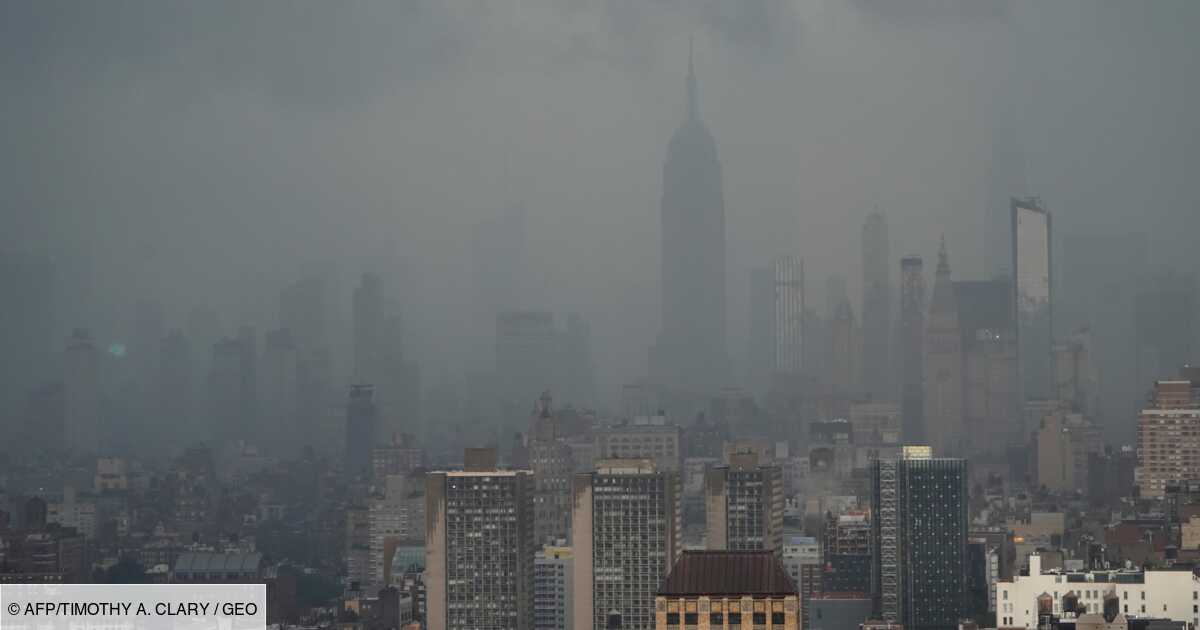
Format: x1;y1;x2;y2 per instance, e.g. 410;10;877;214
345;384;378;477
829;297;859;397
63;328;100;454
650;45;729;393
861;212;892;401
748;266;775;396
0;252;56;426
872;452;967;630
261;328;298;456
898;257;926;443
953;279;1019;454
157;328;194;450
924;239;965;457
353;272;385;384
748;256;803;399
207;337;247;445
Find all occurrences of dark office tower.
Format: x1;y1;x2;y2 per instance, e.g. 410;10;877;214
426;449;535;630
353;272;385;384
261;328;298;455
379;314;421;443
63;328;100;454
704;451;784;552
774;257;805;377
345;384;378;476
1011;198;1053;401
1135;270;1196;386
924;240;965;457
899;257;927;443
954;280;1019;454
0;252;55;422
560;313;596;408
572;460;682;630
208;337;246;444
872;452;968;630
157;329;193;449
280;264;333;359
649;45;729;393
130;300;165;388
862;212;892;401
830;298;859;396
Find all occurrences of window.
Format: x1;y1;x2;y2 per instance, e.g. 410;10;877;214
666;612;680;625
728;612;742;625
685;613;698;625
773;612;786;624
710;613;724;625
753;612;767;624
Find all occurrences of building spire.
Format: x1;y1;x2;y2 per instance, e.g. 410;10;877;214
686;35;699;121
937;235;950;273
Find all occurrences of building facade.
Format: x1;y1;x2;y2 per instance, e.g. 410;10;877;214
654;550;799;630
1137;375;1200;498
704;452;785;552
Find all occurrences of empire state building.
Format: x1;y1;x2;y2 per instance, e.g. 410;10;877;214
649;47;729;393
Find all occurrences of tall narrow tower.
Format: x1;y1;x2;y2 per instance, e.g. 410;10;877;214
650;43;728;393
899;257;926;443
861;212;892;400
924;239;965;456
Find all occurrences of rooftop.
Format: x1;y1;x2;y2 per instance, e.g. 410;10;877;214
658;550;798;597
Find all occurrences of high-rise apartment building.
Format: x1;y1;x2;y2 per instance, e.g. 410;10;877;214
871;452;967;630
594;417;683;472
425;449;536;630
534;544;574;630
572;459;681;630
1136;373;1200;499
780;535;821;630
822;511;871;594
528;392;575;546
704;451;784;552
369;474;425;592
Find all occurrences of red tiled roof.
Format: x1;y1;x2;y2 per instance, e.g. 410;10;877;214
658;550;798;596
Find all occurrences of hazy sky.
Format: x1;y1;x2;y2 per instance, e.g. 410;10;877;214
3;0;1198;404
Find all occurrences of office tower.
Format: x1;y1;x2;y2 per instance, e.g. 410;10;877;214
353;272;385;384
207;335;253;445
63;328;100;454
527;393;575;545
780;535;821;629
1011;198;1053;401
849;401;901;446
774;257;804;376
822;511;872;593
377;312;422;443
472;202;528;361
261;328;298;455
861;212;892;401
534;544;574;630
296;346;334;452
655;550;800;630
129;299;165;388
871;452;968;630
280;262;335;358
425;449;535;630
560;313;596;409
1052;327;1099;417
369;474;425;592
345;385;378;476
594;417;683;472
650;45;729;393
899;256;927;443
1135;270;1196;386
572;459;682;630
829;298;859;395
1031;407;1102;493
0;252;55;404
704;451;784;552
924;240;965;457
496;311;558;431
748;266;776;396
157;329;193;449
1136;373;1200;498
953;279;1019;454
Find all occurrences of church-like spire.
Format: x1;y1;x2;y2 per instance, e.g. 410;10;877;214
686;36;699;121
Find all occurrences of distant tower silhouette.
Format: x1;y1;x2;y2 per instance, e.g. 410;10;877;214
861;212;892;400
650;42;729;392
924;238;965;456
899;257;926;443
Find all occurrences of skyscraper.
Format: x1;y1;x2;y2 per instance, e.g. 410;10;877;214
650;45;728;393
425;449;535;630
924;239;965;457
872;452;968;630
704;451;784;552
63;328;100;454
345;384;378;476
353;272;385;384
527;392;574;546
157;328;194;450
572;459;681;630
1136;373;1200;499
261;328;298;455
899;256;927;443
774;256;804;377
1011;198;1052;401
861;212;892;401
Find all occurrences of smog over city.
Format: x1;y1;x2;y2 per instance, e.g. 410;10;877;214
1;2;1198;628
